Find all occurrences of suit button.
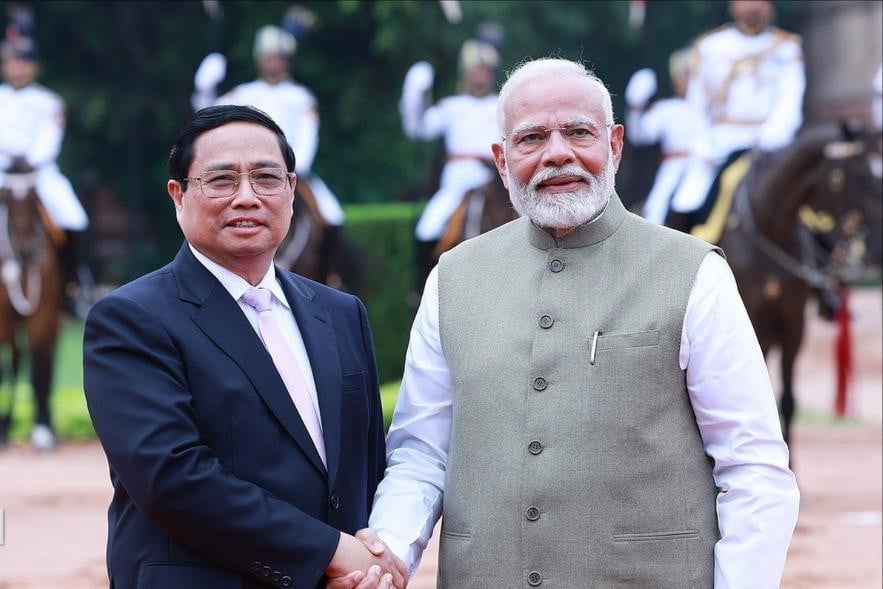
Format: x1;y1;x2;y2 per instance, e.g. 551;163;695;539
261;565;272;577
532;377;547;391
525;506;540;521
271;570;281;583
528;570;543;586
330;494;341;510
539;314;553;329
549;259;564;272
250;561;262;573
281;576;293;587
528;440;543;455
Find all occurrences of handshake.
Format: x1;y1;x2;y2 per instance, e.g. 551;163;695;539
326;528;409;589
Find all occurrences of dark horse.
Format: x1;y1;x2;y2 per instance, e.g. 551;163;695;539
430;170;518;269
0;165;64;450
718;122;883;446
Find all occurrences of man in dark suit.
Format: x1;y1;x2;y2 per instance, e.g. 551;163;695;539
84;105;405;589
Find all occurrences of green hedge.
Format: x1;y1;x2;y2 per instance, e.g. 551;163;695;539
343;202;422;383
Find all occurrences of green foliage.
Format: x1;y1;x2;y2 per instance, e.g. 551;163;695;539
0;0;809;282
343;202;421;383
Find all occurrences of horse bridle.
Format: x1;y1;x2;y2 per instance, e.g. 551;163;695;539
734;144;879;290
0;171;45;316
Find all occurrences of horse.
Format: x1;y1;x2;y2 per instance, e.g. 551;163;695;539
274;178;363;293
422;170;518;283
717;122;883;448
0;165;64;450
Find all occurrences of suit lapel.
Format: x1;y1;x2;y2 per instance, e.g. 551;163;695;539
173;245;327;477
278;270;343;489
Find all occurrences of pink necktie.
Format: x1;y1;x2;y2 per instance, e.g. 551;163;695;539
241;287;326;467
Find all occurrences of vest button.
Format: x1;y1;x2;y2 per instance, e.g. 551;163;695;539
329;494;341;510
549;259;564;272
532;377;547;391
525;506;540;521
528;440;543;455
539;314;553;329
528;570;543;586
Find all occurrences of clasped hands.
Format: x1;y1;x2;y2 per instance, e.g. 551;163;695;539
326;528;408;589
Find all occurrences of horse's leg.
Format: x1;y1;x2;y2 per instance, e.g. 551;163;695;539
779;292;808;452
27;293;61;451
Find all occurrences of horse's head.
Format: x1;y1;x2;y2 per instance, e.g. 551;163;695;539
797;121;883;283
0;169;45;265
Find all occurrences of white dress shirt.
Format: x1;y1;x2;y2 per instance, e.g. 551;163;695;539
370;249;799;588
189;245;322;419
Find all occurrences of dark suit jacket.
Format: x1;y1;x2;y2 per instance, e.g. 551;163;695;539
83;244;386;589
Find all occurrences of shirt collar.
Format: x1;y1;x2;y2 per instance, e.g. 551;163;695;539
188;244;291;310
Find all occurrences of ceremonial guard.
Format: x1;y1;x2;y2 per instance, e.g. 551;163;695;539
667;0;805;232
0;36;89;233
192;23;345;230
400;37;500;287
625;49;701;225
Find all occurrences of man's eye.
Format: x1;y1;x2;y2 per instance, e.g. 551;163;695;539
567;127;593;138
207;175;236;186
519;132;545;144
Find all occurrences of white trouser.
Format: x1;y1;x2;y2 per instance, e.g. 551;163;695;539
641;156;689;225
0;163;89;230
304;174;345;226
670;125;756;214
415;159;494;241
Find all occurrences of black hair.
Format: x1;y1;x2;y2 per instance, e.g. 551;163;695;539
168;105;296;189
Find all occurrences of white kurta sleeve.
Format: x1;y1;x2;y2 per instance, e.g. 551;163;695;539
680;252;800;588
369;267;451;577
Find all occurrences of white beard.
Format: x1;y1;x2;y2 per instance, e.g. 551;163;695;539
507;154;616;231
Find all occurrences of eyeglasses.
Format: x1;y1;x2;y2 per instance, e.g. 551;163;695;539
182;168;294;199
502;123;612;156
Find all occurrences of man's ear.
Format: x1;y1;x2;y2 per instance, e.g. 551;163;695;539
167;179;185;211
492;142;509;190
610;124;625;172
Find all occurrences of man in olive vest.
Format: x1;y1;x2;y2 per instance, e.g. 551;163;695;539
367;57;799;588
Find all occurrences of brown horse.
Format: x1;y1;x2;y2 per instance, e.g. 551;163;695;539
432;171;518;264
0;166;64;450
718;122;883;447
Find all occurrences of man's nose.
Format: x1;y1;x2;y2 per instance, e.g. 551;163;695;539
231;174;260;204
541;130;576;167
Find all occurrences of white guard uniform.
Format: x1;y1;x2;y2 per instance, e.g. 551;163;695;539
626;97;701;225
211;79;345;226
400;64;499;241
0;82;89;230
671;24;805;214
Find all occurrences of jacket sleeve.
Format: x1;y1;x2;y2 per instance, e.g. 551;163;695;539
83;292;341;587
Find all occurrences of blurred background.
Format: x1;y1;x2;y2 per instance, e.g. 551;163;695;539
0;1;880;587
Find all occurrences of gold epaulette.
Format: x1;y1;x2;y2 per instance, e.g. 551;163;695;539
771;26;802;45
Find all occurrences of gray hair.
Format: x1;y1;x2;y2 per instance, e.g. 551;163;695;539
496;58;615;133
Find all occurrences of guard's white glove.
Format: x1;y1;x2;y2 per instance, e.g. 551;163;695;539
403;61;434;96
194;52;227;92
625;68;657;109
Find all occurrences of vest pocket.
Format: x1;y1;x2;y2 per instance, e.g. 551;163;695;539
611;529;699;542
594;329;660;351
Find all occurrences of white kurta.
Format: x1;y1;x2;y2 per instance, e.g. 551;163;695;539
672;25;805;213
0;83;88;230
400;86;499;241
370;251;799;588
213;79;344;226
